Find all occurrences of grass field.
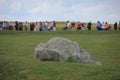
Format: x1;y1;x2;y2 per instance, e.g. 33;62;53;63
0;27;120;80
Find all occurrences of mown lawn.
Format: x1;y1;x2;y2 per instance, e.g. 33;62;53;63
0;30;120;80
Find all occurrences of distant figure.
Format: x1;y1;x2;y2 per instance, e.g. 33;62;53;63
34;22;37;31
1;21;8;30
71;21;75;29
41;22;46;31
24;21;29;31
19;22;23;31
53;21;56;31
81;23;85;30
0;22;2;30
77;21;81;30
114;22;117;31
48;22;53;30
63;20;71;30
104;22;110;30
39;22;42;31
2;21;7;30
30;23;34;31
44;21;48;30
15;21;19;30
87;22;92;30
36;22;40;31
9;22;13;30
66;21;71;29
97;21;103;30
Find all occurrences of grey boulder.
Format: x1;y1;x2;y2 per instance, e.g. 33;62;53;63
34;37;101;65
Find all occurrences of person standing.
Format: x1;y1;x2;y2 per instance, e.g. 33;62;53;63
63;20;69;30
77;21;81;30
87;22;92;30
114;22;117;31
30;23;34;31
41;22;46;31
19;22;23;31
0;22;3;30
2;21;6;30
39;22;42;31
66;21;71;29
81;23;85;30
71;21;75;30
53;21;56;31
24;21;29;31
45;21;48;30
34;22;37;31
15;21;19;30
9;22;14;30
36;22;40;31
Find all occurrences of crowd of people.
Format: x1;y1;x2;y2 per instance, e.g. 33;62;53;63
63;21;91;30
0;20;120;31
63;20;120;31
0;21;56;31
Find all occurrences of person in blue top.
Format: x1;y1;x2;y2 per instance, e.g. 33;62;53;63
97;21;103;30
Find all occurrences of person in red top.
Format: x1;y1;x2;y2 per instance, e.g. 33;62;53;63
77;21;81;30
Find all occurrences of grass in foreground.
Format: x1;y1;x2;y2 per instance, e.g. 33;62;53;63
0;30;120;80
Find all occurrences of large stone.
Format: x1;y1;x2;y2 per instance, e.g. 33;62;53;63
34;37;101;65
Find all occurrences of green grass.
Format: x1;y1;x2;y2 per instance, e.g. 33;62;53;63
0;30;120;80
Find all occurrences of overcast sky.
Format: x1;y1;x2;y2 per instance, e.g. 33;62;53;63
0;0;120;23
